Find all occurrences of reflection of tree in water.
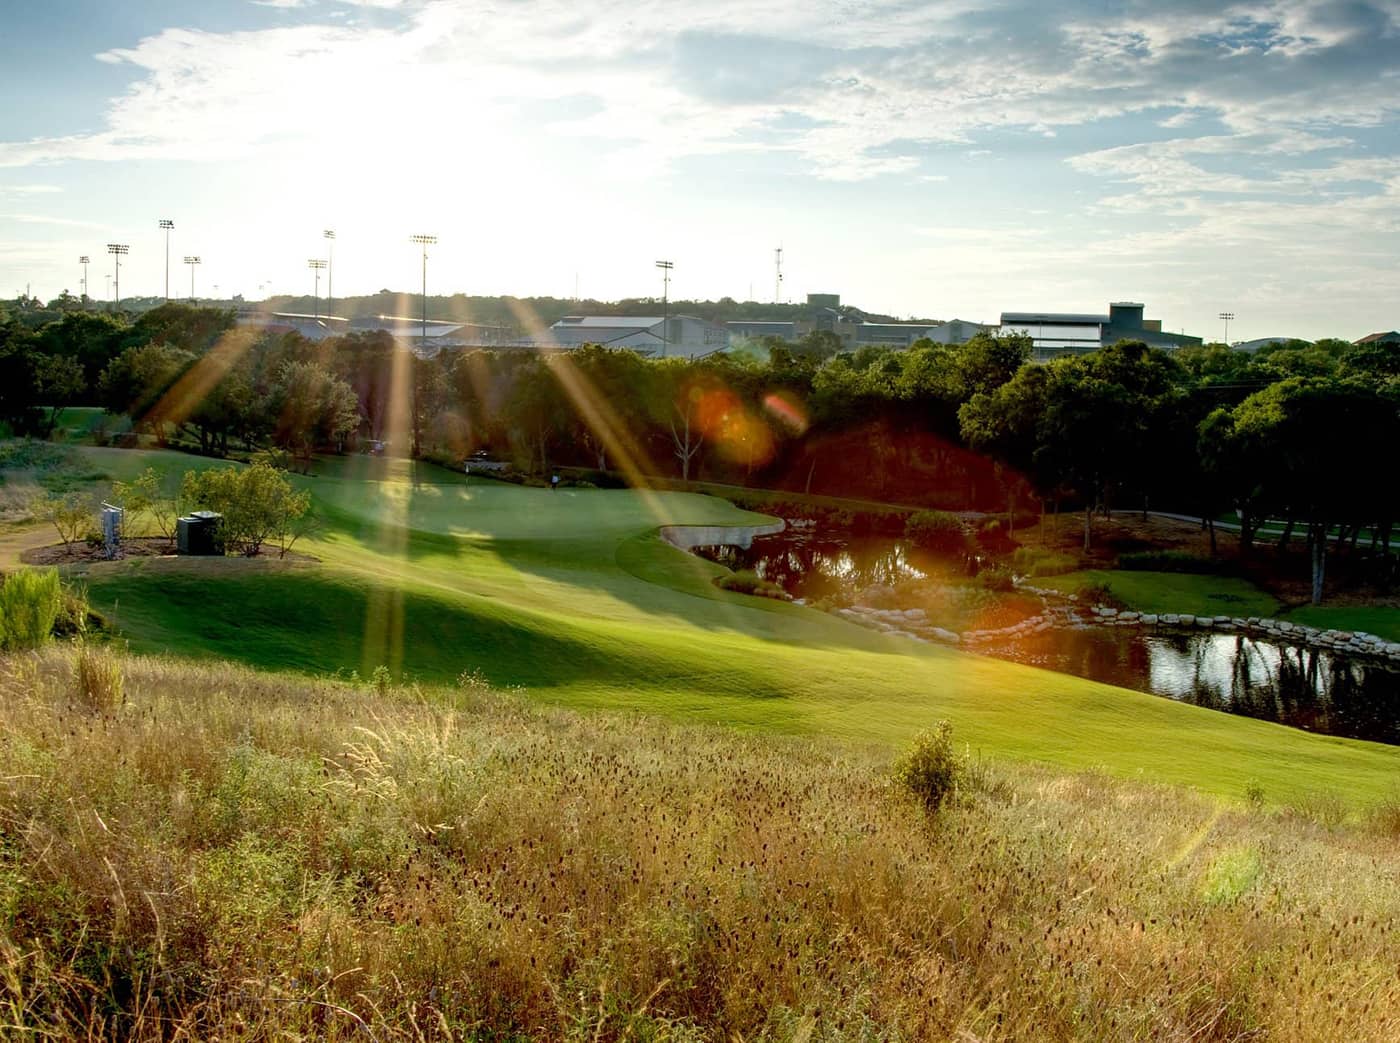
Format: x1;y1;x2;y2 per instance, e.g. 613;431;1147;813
700;534;929;601
693;534;1400;744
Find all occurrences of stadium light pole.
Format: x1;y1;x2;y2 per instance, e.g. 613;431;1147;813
78;255;89;300
324;229;336;316
106;243;128;313
184;256;201;301
409;234;437;459
158;219;174;300
655;259;673;357
1219;311;1235;345
308;259;328;320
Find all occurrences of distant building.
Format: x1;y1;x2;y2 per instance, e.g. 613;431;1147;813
544;315;730;356
726;320;798;341
999;301;1200;361
234;311;510;356
1233;336;1310;353
1356;331;1400;347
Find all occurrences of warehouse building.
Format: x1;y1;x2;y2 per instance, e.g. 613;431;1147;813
999;302;1201;361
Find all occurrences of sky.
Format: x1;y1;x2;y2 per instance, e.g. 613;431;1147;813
1;0;1398;342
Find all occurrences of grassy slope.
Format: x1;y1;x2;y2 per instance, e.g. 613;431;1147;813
23;445;1394;806
3;649;1395;1040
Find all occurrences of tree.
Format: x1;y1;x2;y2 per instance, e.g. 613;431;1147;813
1223;378;1400;604
98;342;195;440
0;329;41;434
506;357;568;474
268;361;360;463
181;462;311;556
34;354;85;437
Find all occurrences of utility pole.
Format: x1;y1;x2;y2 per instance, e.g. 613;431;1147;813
774;246;783;304
308;259;327;320
409;234;437;459
79;255;89;299
184;256;201;301
655;259;673;356
324;229;336;316
1218;311;1234;345
106;243;128;313
158;219;174;300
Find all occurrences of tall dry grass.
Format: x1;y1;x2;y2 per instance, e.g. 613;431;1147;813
0;648;1396;1040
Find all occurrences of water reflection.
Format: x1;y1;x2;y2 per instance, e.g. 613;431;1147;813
698;531;1400;744
698;534;952;601
994;628;1399;744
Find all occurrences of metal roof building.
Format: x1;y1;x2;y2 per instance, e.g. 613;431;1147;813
999;301;1201;361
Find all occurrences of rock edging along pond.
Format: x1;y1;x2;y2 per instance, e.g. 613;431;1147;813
836;585;1400;664
660;519;787;551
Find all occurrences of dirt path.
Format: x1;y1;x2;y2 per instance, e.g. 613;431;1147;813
0;524;58;570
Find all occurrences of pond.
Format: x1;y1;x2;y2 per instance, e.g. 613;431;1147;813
698;530;1400;745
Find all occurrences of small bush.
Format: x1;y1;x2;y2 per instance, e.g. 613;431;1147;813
370;665;393;697
1079;581;1126;609
576;469;628;489
1010;546;1078;577
73;642;124;713
0;568;63;651
975;566;1016;592
1243;778;1266;809
1118;550;1224;574
51;582;100;639
715;570;789;600
892;721;963;813
904;511;968;554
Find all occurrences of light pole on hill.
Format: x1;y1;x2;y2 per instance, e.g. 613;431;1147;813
1219;311;1235;345
106;243;128;313
409;234;437;459
158;219;174;300
655;259;673;357
79;255;89;300
324;229;336;316
185;256;201;301
308;259;327;320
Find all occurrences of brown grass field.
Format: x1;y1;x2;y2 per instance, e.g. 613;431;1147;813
0;647;1397;1040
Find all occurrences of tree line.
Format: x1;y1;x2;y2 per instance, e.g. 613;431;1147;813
2;301;1397;602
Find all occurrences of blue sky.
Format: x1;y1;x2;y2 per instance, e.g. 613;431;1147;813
2;0;1398;341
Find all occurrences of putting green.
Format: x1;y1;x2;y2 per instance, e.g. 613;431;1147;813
61;448;1400;805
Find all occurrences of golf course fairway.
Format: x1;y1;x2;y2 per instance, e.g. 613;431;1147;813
64;448;1400;806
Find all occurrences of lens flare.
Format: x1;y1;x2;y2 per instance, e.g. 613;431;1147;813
763;391;809;435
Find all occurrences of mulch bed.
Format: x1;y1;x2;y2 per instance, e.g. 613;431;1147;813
20;537;317;566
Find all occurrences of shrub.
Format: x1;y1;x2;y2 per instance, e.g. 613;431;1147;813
181;462;311;556
73;641;124;713
1244;778;1266;809
577;469;628;489
715;569;789;600
32;491;94;548
1010;546;1078;577
0;568;63;651
975;566;1016;592
1118;550;1224;574
892;721;963;813
975;518;1016;552
51;581;100;639
904;511;968;554
370;665;393;697
1079;580;1125;609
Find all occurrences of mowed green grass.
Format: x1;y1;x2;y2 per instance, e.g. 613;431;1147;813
1045;567;1400;640
1042;569;1282;618
49;447;1400;806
